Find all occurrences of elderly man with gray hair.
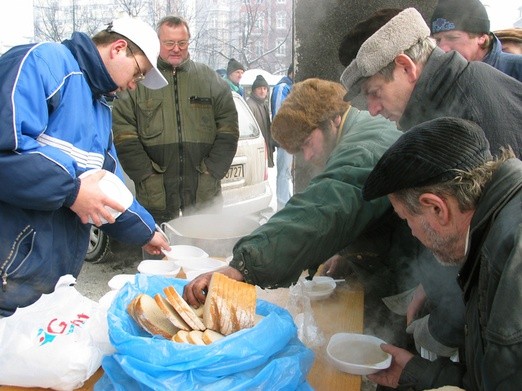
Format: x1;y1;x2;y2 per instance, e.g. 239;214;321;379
337;6;522;366
362;117;522;390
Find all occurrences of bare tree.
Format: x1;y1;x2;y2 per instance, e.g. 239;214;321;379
116;0;147;18
34;0;68;42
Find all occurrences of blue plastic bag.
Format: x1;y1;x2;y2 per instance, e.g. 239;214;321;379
95;275;314;390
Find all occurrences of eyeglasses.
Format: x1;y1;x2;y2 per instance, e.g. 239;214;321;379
162;40;189;50
127;45;145;83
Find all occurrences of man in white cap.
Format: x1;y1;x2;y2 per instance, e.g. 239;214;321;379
0;17;170;317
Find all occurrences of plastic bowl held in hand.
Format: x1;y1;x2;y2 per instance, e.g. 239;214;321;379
327;333;392;375
137;260;181;276
162;245;209;260
79;169;133;225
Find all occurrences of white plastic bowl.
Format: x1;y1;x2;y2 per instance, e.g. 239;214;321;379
107;274;135;290
174;257;227;274
302;276;337;300
162;245;208;260
137;260;181;276
327;333;392;375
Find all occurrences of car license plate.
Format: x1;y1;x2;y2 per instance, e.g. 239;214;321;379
224;164;244;181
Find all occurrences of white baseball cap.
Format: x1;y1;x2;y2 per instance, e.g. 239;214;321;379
108;17;168;90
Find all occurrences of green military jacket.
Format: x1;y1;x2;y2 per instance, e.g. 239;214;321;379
112;57;239;222
230;108;404;288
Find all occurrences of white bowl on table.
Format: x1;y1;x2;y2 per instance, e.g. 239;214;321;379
175;257;227;275
162;245;209;260
327;333;391;375
137;260;181;276
301;276;337;300
107;274;135;290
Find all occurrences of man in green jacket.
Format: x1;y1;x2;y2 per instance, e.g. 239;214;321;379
184;79;419;334
112;16;239;223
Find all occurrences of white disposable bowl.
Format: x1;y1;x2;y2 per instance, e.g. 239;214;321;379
302;276;336;300
174;257;226;273
327;333;391;375
137;260;181;276
107;274;135;290
162;245;208;260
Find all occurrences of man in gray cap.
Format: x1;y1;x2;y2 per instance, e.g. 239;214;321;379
362;117;522;390
338;7;522;361
430;0;522;81
338;7;522;158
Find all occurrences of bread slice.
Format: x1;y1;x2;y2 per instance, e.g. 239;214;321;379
172;329;190;343
202;329;224;345
203;277;220;331
164;286;205;331
154;293;191;331
187;330;206;345
127;293;179;339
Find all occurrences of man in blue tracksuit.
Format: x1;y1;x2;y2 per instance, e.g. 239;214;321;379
0;17;170;317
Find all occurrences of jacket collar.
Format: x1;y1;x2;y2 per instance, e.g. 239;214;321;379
457;159;522;300
61;32;118;98
158;55;192;73
400;47;468;130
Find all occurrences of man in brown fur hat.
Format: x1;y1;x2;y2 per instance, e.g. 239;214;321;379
185;78;422;345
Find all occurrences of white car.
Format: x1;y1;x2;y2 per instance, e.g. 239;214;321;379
85;92;271;263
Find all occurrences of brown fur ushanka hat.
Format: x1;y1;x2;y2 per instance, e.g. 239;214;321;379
271;78;350;153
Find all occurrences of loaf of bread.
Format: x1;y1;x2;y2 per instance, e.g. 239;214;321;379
127;274;256;343
203;272;256;335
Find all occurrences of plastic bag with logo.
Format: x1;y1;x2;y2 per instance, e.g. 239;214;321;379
95;274;314;391
0;274;113;390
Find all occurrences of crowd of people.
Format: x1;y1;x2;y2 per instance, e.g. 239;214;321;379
1;1;521;390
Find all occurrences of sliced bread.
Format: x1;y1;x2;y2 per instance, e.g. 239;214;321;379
187;330;206;345
127;293;179;339
202;329;225;345
164;286;206;331
154;293;191;331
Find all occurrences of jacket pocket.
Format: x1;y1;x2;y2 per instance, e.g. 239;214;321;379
136;99;164;140
196;172;222;207
1;226;36;291
136;173;167;210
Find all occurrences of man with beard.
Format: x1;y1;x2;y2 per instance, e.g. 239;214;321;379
362;117;522;390
184;79;421;344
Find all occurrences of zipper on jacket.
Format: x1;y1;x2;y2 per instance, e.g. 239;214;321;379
173;69;185;212
1;225;35;292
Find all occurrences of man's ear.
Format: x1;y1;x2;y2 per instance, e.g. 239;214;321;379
394;54;419;82
418;193;450;225
111;39;128;58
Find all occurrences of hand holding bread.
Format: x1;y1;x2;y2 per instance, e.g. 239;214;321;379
183;266;245;307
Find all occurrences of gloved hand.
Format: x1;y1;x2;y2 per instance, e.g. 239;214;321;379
406;314;458;358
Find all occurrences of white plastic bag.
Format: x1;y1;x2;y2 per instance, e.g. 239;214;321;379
0;275;114;390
